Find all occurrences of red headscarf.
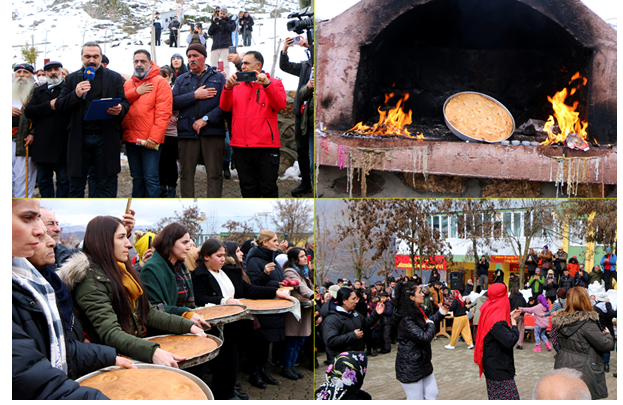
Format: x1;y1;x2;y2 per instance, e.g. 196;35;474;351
451;290;464;307
473;283;511;377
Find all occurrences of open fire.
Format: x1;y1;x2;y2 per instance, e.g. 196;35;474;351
541;71;590;149
348;93;421;138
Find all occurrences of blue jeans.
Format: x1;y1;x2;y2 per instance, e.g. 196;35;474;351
281;336;305;368
231;30;239;47
224;131;232;163
535;325;549;344
36;162;69;198
125;142;162;198
69;133;117;197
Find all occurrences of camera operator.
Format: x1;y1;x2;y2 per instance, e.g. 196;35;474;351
279;36;313;197
208;7;236;75
186;22;207;46
240;11;254;46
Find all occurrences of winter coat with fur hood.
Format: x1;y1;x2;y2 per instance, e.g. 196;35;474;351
551;311;615;399
58;252;194;363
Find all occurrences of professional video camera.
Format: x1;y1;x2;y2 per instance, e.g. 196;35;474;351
286;7;313;35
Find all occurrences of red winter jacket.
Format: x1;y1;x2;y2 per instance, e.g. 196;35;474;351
122;61;172;145
219;73;286;148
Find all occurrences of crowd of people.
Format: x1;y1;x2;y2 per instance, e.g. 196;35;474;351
12;199;315;400
12;6;314;199
315;246;617;400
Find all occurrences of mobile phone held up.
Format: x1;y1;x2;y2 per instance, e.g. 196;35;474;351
228;46;236;54
293;36;302;45
236;71;257;82
218;60;224;71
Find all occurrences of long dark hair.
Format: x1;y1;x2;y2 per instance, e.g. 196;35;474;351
196;238;225;265
82;216;150;334
336;287;354;306
223;241;243;269
395;281;424;322
282;247;305;271
152;222;189;263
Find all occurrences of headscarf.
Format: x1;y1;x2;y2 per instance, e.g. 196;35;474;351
473;283;511;377
451;290;464;307
134;232;156;266
315;351;368;400
537;294;550;311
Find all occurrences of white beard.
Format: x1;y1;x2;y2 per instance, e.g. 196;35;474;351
47;76;63;86
12;76;35;105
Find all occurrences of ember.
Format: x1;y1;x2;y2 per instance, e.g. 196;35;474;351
541;72;589;146
348;93;415;138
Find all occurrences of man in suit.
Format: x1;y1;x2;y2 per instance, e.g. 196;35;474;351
55;42;129;197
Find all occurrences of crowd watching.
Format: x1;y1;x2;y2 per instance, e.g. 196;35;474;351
10;5;314;199
316;247;616;400
12;199;315;400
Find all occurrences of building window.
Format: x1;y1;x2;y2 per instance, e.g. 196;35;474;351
441;215;448;238
513;212;522;237
450;215;458;238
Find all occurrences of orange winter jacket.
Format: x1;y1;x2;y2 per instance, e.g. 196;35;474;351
219;73;286;148
122;62;172;145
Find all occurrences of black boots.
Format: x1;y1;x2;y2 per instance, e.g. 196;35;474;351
224;161;231;179
280;367;299;380
291;181;312;197
248;367;267;389
291;367;304;379
259;365;279;385
605;363;610;373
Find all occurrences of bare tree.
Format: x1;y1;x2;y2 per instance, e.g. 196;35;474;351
146;205;203;240
221;220;256;246
269;199;313;245
451;199;501;281
314;203;341;286
202;209;219;236
498;199;558;285
380;199;452;279
560;199;617;252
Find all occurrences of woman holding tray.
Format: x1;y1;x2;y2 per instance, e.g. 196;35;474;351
59;216;207;368
192;238;290;400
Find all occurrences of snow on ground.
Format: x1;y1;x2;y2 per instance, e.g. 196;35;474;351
11;0;309;90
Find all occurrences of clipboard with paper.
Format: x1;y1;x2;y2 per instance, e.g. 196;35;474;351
83;98;122;121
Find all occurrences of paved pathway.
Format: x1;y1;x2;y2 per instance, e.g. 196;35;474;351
315;337;618;400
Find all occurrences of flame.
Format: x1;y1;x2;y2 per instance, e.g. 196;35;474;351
348;93;415;138
593;137;599;146
540;72;589;145
416;133;424;140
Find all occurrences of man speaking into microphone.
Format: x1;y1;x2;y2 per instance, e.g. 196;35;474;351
56;41;129;197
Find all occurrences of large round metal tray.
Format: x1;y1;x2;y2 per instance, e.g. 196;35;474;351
76;363;214;400
299;300;314;309
443;91;515;143
144;334;223;369
194;304;249;326
238;298;296;315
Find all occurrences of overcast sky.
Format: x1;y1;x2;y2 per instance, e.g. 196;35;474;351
315;0;617;22
41;199;279;227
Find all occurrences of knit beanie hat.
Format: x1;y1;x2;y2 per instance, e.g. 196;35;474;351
187;43;207;57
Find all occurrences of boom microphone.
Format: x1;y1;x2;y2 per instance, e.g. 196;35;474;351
82;67;96;99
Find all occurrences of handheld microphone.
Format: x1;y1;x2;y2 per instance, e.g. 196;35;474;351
82;67;96;99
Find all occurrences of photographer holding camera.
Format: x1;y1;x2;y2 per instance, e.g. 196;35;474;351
208;7;236;75
280;36;313;197
220;51;287;198
186;22;207;46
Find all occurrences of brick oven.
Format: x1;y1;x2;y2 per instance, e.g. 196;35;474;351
315;0;617;193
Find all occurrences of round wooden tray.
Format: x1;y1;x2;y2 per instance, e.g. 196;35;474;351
194;304;249;326
76;364;214;400
144;334;222;369
237;298;296;314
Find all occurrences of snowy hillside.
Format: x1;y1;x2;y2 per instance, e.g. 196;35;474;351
11;0;312;90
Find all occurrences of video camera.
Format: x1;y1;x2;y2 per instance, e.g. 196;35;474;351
286;7;313;35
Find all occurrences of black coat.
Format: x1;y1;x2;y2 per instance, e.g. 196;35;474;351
428;271;441;285
279;52;312;118
395;310;446;384
244;246;286;343
574;271;589;288
543;277;559;299
240;15;254;32
23;82;71;163
477;260;489;277
191;262;277;306
463;283;474;295
322;306;381;362
55;66;129;178
207;17;235;50
594;302;616;336
509;292;527;317
526;253;539;273
482;321;519;381
559;275;575;292
12;280;112;400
